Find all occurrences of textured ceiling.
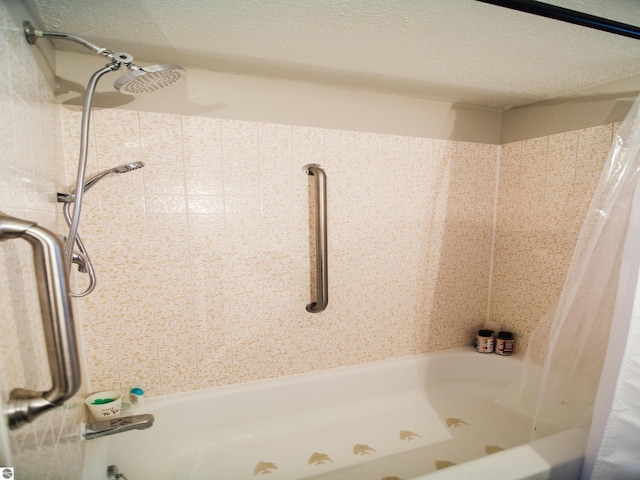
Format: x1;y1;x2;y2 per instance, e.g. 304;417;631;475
24;0;640;110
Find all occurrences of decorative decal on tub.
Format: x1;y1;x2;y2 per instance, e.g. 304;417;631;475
353;444;376;455
485;445;505;454
399;430;422;441
446;417;468;427
253;461;278;475
308;452;333;465
435;460;456;470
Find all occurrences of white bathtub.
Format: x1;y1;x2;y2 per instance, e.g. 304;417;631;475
82;348;587;479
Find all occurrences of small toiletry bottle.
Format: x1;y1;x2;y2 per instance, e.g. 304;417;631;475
130;387;144;405
476;329;495;353
495;332;515;355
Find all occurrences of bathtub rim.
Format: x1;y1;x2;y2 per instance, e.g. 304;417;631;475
135;347;524;411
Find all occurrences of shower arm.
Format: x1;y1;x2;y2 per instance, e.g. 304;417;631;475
23;21;135;64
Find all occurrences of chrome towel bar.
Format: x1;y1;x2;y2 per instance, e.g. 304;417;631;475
303;164;328;313
0;213;81;429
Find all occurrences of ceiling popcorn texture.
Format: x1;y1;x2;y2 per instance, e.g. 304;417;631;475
26;0;640;109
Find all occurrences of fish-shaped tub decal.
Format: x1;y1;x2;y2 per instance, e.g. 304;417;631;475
253;461;278;475
308;452;333;465
399;430;422;441
446;418;468;427
353;444;376;455
485;445;505;454
435;460;456;470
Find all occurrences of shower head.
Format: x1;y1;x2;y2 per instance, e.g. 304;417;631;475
110;161;146;174
114;64;187;95
23;22;186;95
77;162;145;195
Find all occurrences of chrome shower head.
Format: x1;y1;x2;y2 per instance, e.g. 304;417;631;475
79;162;145;194
114;64;187;95
23;22;186;95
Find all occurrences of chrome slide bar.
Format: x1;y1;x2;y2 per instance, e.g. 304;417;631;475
303;164;328;313
0;213;81;430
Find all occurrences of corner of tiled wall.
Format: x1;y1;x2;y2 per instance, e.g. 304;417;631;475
490;123;614;351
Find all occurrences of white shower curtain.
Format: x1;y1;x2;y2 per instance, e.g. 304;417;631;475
497;93;640;475
581;167;640;478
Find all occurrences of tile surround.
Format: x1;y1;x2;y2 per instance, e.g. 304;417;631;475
59;105;615;397
61;107;501;397
0;4;85;479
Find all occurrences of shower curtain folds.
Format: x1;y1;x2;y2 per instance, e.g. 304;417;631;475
304;164;328;313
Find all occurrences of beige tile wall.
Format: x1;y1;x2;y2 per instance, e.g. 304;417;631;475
61;108;615;400
490;124;614;351
61;107;499;397
0;5;85;479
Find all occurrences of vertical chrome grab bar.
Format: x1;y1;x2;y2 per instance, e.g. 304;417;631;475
303;164;328;313
0;213;81;430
